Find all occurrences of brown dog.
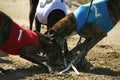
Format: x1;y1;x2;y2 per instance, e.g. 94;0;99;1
0;11;62;73
47;0;120;69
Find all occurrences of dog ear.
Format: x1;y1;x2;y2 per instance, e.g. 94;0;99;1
35;31;53;47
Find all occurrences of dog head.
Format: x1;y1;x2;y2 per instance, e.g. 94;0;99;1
0;11;12;47
36;31;64;65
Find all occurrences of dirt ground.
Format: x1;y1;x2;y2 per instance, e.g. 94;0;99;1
0;0;120;80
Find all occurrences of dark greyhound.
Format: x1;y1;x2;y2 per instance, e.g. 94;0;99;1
47;0;120;69
29;0;67;33
0;11;63;73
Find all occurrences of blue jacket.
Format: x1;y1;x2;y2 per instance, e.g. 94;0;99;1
73;0;113;35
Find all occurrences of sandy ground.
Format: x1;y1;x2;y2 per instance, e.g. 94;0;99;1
0;0;120;80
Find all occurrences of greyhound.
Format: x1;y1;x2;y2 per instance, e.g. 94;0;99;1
0;11;63;73
29;0;67;33
46;0;120;70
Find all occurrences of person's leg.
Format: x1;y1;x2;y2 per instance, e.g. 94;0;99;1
29;0;39;30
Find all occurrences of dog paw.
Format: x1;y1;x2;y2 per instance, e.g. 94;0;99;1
76;59;92;71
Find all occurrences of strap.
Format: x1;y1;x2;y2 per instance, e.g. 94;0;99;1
85;0;94;23
78;0;94;44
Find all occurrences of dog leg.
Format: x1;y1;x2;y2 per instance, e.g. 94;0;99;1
68;43;87;70
81;23;107;55
69;23;107;70
19;52;54;73
19;45;54;73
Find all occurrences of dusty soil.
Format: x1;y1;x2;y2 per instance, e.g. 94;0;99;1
0;0;120;80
